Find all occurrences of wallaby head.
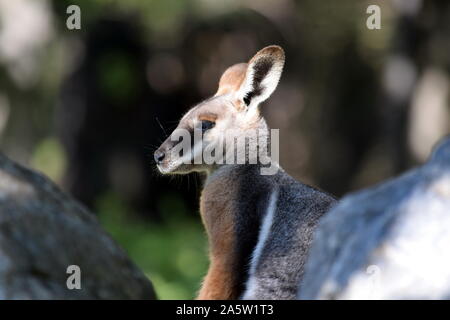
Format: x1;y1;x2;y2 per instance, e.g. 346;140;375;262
154;45;285;175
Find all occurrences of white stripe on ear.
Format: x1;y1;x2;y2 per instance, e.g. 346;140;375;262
238;46;285;111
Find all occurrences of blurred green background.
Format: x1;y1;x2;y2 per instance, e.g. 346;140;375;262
0;0;448;299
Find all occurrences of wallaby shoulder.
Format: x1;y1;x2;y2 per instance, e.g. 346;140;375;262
241;167;337;299
201;164;337;299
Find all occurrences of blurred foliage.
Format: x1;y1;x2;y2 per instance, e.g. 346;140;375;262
97;51;139;104
31;137;67;183
96;191;208;299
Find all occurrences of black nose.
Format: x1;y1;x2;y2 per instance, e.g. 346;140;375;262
154;150;165;164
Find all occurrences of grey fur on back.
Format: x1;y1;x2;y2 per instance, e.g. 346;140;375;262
234;165;336;299
298;136;450;299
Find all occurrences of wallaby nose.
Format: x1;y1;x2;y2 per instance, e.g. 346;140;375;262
154;150;165;164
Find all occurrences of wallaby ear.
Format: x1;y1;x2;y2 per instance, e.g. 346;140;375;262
238;45;285;109
215;63;248;96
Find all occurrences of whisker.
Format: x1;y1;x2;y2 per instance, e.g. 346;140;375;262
155;117;168;137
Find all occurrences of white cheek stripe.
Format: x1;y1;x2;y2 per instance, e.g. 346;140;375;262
242;189;278;299
176;142;203;165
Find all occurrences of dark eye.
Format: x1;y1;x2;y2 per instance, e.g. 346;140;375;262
201;120;215;132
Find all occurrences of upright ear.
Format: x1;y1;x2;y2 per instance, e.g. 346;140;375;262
215;63;248;96
237;45;285;109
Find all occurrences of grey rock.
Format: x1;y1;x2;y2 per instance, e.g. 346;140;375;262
299;136;450;299
0;152;156;299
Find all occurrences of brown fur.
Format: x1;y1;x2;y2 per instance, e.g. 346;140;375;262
215;63;247;97
197;167;239;299
232;98;248;113
198;113;218;122
248;46;284;65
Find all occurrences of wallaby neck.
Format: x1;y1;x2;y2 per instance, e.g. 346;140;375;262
197;164;274;299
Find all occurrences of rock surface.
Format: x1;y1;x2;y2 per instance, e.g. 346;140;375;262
0;152;156;299
299;137;450;299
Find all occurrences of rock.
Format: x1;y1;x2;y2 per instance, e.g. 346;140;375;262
0;152;156;299
298;136;450;299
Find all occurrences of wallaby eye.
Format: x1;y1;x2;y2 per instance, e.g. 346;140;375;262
201;120;215;132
